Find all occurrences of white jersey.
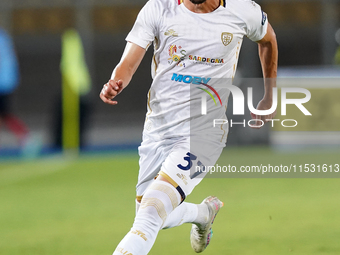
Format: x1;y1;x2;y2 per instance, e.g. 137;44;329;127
125;0;268;142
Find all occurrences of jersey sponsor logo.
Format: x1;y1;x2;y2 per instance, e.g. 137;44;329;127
189;55;224;64
168;44;186;67
171;73;222;107
261;11;267;26
171;73;211;84
164;29;178;37
221;32;233;46
197;82;223;106
168;45;224;66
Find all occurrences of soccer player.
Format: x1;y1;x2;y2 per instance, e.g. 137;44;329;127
100;0;278;254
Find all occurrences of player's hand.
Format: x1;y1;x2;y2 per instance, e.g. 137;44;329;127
100;80;123;105
250;97;277;129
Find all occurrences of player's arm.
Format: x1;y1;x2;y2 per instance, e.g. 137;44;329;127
100;42;146;105
251;22;278;129
258;23;277;80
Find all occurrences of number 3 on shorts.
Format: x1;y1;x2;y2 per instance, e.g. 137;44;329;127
177;152;197;171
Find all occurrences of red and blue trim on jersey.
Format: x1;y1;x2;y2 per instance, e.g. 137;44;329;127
177;0;226;7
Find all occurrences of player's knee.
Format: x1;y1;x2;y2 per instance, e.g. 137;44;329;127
147;179;181;209
134;196;166;235
156;174;186;203
135;180;182;229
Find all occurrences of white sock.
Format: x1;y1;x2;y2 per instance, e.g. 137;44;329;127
194;203;210;226
162;202;209;229
113;180;181;255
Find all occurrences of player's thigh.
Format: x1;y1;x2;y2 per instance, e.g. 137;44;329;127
159;137;224;198
136;137;173;198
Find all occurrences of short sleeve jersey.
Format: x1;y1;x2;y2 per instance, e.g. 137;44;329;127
125;0;268;142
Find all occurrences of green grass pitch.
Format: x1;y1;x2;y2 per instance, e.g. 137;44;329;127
1;147;340;255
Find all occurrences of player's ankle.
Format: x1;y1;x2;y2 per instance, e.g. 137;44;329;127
194;203;209;227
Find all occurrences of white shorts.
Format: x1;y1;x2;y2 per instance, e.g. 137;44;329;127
136;134;225;201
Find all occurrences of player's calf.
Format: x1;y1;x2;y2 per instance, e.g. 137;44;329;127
113;180;181;255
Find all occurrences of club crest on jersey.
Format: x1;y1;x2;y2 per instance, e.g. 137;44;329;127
221;32;233;46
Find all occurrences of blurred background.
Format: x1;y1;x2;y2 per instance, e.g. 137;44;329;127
0;0;339;156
